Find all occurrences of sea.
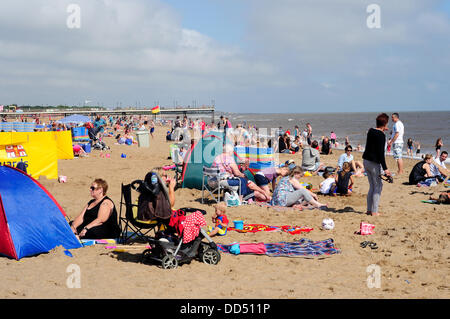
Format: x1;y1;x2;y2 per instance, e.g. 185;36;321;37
216;111;449;158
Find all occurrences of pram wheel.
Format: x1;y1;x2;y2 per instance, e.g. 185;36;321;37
201;248;221;265
162;255;178;269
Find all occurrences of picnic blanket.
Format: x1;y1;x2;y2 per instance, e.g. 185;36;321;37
218;238;340;258
228;223;313;235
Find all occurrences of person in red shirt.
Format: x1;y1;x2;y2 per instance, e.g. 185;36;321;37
207;202;229;236
201;120;206;135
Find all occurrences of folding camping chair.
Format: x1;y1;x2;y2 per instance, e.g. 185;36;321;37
118;183;165;244
201;166;241;204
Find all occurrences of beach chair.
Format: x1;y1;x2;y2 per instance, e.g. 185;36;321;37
118;182;167;244
201;166;241;204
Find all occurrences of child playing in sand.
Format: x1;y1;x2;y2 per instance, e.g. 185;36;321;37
334;162;354;196
72;144;88;157
319;171;336;195
207;202;229;236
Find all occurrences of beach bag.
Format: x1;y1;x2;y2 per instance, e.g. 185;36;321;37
135;173;172;221
225;191;241;207
359;222;375;235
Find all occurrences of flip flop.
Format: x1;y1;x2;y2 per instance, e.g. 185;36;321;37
360;241;370;248
369;242;378;249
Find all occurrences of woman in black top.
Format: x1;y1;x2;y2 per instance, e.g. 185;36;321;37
278;133;290;153
408;154;435;185
321;137;332;155
71;179;121;239
362;113;391;216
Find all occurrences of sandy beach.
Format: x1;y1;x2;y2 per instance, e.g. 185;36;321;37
0;126;448;299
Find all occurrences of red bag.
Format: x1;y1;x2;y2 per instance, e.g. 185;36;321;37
358;222;375;235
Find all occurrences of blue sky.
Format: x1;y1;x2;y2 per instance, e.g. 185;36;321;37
0;0;449;113
162;0;248;46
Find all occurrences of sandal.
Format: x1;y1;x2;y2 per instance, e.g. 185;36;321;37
369;242;378;249
360;241;370;248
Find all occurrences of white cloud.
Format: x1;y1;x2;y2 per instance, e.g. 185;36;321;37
0;0;448;111
0;0;278;106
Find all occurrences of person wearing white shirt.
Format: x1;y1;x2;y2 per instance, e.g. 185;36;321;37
387;113;405;175
337;145;364;176
431;151;448;182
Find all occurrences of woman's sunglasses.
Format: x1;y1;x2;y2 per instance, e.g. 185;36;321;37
90;186;97;191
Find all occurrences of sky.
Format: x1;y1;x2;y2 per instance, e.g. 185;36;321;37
0;0;449;113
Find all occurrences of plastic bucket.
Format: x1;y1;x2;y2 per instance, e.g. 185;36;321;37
136;131;150;148
233;220;244;230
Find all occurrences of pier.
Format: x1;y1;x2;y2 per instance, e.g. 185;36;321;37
0;106;216;122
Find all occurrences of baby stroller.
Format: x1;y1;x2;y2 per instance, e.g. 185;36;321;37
141;207;221;269
88;127;110;151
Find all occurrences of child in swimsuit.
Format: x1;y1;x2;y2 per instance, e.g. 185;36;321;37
407;138;413;157
207;202;229;236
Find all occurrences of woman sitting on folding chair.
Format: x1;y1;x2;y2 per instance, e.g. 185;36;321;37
211;143;269;202
70;179;121;239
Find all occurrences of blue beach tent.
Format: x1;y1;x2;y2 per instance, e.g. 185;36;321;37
0;166;82;259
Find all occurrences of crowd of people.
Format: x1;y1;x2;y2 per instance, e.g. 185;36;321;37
10;111;444;241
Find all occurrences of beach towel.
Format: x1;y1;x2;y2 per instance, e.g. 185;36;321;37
227;223;313;235
218;238;340;258
80;239;117;246
421;200;439;204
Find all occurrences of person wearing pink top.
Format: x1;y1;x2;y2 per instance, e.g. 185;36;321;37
210;144;270;202
330;131;337;147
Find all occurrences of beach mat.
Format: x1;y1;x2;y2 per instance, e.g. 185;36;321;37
218;238;340;258
228;224;313;235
